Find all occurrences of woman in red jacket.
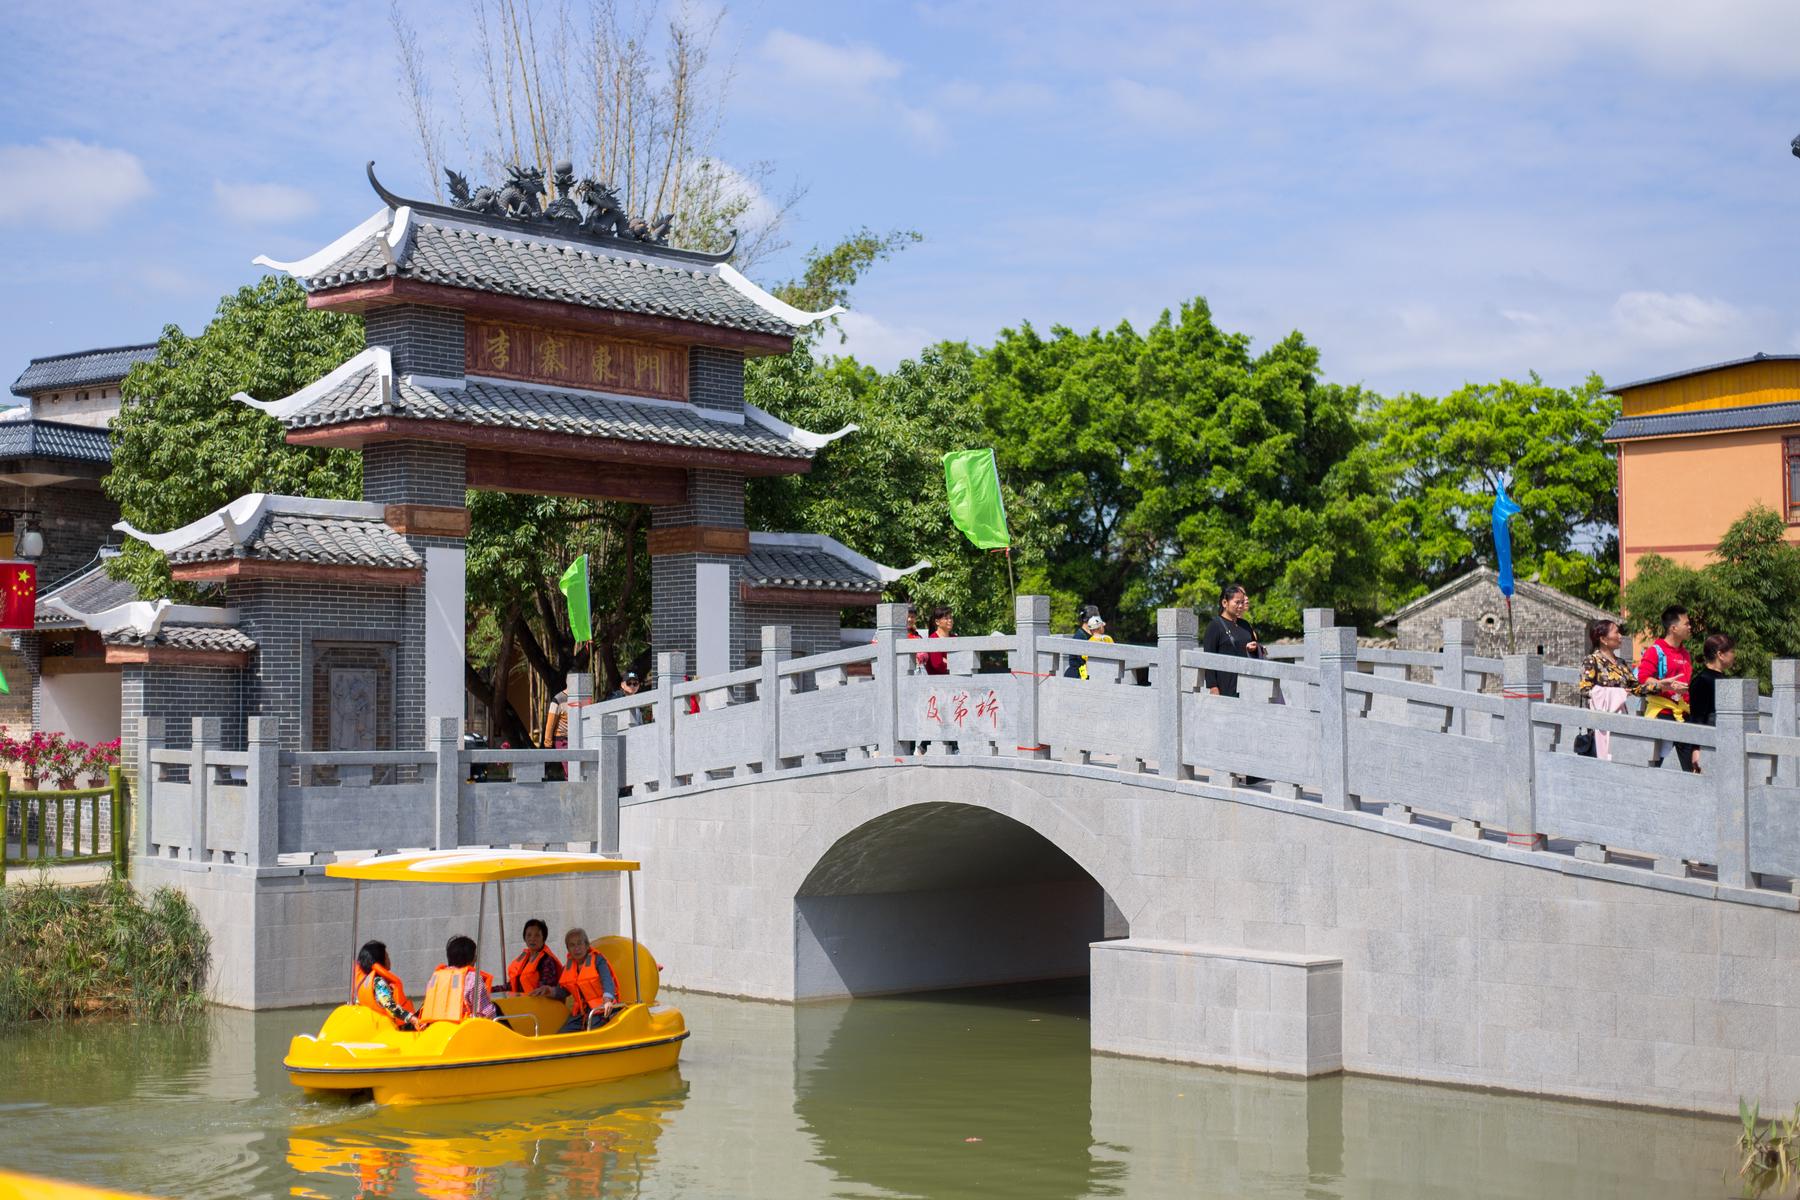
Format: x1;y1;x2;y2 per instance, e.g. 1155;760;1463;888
923;606;952;675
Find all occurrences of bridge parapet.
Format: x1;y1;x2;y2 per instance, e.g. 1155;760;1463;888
130;599;1800;903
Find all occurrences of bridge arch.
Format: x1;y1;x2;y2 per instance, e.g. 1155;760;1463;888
770;767;1150;999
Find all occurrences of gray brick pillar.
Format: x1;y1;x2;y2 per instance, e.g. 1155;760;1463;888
649;470;747;678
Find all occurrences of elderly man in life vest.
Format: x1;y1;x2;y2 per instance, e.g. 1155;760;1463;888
554;928;621;1032
418;935;499;1024
501;917;563;996
353;939;420;1031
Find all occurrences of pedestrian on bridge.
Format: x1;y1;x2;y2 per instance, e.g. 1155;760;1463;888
1577;619;1648;761
1203;584;1264;698
1637;606;1696;772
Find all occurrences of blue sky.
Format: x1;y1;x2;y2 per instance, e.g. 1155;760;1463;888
4;0;1798;398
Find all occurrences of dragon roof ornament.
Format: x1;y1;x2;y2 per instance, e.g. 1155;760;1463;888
365;161;738;266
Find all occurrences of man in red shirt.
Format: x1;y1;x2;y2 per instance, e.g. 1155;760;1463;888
1636;605;1696;772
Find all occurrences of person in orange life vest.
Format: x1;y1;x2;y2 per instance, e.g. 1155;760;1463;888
418;934;498;1024
502;917;563;996
553;927;621;1033
354;939;419;1031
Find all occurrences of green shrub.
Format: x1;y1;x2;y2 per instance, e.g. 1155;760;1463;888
0;879;209;1025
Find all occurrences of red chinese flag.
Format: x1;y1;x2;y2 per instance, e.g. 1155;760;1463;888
0;562;35;630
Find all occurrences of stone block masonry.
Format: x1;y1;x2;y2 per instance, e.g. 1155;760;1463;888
366;305;465;378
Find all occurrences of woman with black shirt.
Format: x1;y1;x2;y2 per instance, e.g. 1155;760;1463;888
1687;633;1737;773
1202;584;1263;697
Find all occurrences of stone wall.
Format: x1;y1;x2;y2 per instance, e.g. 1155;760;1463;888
7;482;117;588
1395;585;1599;679
743;602;843;661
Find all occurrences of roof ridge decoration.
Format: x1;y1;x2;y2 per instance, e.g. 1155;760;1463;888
748;530;932;584
234;346;393;421
369;160;741;267
114;492;386;554
743;402;857;450
718;263;846;329
42;596;239;638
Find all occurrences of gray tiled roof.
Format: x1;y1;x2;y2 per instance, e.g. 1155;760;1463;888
297;221;795;336
12;343;156;397
104;625;256;653
1604;401;1800;441
276;366;813;461
0;419;112;464
745;545;882;593
37;558;137;629
167;510;422;569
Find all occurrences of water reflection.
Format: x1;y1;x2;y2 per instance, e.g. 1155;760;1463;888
0;987;1740;1200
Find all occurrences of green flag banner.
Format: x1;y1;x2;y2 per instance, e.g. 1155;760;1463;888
558;554;592;644
943;448;1011;550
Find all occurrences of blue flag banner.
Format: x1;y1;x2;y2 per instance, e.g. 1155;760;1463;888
1492;482;1524;597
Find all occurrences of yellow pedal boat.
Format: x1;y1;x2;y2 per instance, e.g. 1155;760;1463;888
284;849;687;1105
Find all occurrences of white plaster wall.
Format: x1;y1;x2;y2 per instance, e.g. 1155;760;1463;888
41;671;122;743
618;760;1800;1115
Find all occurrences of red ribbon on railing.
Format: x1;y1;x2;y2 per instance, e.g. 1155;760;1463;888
1500;690;1544;700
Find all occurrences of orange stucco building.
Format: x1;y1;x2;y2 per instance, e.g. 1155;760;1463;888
1607;353;1800;587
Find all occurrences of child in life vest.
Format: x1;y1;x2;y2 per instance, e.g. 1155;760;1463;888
503;918;563;996
353;939;419;1031
419;935;498;1024
554;927;622;1033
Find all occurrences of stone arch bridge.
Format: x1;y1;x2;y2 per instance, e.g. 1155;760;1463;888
132;599;1800;1116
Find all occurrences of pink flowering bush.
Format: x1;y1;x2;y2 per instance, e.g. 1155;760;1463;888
82;739;121;786
0;729;118;790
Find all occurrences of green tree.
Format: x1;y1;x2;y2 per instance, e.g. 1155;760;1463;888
1365;374;1620;611
1621;505;1800;687
105;277;364;597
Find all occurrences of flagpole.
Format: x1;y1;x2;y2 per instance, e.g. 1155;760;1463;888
1004;548;1017;625
1505;595;1516;655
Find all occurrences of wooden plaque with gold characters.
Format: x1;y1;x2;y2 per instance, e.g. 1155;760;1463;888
465;319;688;402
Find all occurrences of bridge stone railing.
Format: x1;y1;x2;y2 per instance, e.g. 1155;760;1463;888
132;597;1800;898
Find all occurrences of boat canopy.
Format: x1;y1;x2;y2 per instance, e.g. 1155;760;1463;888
325;849;640;884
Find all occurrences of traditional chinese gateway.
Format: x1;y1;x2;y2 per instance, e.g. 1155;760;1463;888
47;162;923;761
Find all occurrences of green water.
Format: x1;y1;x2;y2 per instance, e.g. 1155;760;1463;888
0;984;1738;1199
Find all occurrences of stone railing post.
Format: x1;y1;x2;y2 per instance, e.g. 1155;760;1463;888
1316;627;1357;810
1773;660;1799;784
760;626;793;773
1501;655;1544;850
1713;677;1757;890
598;712;623;854
1437;618;1476;736
187;717;219;863
137;716;164;857
1011;595;1050;759
1157;607;1198;780
873;602;907;757
655;652;684;791
244;716;280;867
430;716;461;849
565;670;592;783
1300;608;1335;711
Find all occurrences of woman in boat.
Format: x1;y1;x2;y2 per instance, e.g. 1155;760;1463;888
418;935;498;1024
554;927;621;1032
354;940;419;1031
503;918;563;996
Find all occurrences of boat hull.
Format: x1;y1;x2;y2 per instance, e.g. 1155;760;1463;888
285;999;687;1105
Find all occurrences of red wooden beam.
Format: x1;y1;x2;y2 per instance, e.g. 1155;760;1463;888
306;277;795;357
284;416;812;477
740;583;882;608
168;559;425;587
105;645;252;669
466;450;689;505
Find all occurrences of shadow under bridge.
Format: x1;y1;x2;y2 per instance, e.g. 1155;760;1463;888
793;801;1128;1000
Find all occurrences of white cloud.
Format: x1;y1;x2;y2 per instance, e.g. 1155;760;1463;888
821;310;935;372
1105;78;1209;131
212;180;318;225
0;139;150;231
759;30;902;91
1610;290;1741;345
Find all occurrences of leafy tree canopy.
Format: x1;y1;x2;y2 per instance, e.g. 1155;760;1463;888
105;276;364;597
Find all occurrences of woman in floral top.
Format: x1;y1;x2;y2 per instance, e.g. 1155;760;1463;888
1578;619;1648;760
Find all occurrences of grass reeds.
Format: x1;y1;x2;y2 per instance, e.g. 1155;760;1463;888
0;879;209;1026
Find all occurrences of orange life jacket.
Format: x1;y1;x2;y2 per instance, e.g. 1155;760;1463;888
418;964;494;1024
563;948;620;1017
353;963;416;1026
506;946;559;994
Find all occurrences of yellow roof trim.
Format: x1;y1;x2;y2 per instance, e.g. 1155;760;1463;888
325;849;639;883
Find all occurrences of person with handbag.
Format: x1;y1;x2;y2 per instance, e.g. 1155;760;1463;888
1576;618;1649;761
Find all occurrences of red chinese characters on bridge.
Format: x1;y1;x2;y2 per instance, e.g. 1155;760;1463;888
465;318;688;403
923;689;1002;731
